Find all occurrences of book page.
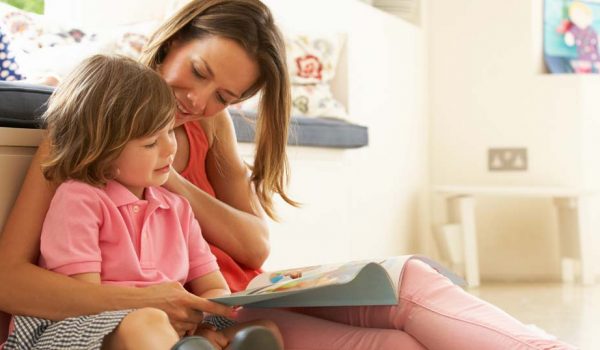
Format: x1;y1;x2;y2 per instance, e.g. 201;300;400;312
245;256;410;296
212;255;464;307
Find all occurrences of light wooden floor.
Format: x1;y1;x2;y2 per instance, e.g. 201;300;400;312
469;282;600;350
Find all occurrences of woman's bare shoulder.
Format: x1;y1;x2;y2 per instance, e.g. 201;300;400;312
202;109;249;192
198;109;236;148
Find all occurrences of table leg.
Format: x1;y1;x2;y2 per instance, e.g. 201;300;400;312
576;196;597;285
554;196;598;285
447;195;479;287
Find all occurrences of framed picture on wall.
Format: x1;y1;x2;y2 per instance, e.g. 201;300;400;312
544;0;600;73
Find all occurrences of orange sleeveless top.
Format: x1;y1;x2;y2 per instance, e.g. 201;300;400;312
180;122;261;293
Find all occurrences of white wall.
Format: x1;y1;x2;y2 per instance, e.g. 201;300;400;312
254;0;428;270
44;0;170;30
428;0;600;280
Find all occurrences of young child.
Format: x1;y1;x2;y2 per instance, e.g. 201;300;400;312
3;55;282;350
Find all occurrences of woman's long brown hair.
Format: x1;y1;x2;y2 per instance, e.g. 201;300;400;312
140;0;298;219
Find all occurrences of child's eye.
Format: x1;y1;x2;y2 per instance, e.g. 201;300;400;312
144;141;158;148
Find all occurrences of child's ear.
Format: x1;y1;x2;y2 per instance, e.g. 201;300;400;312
108;166;120;179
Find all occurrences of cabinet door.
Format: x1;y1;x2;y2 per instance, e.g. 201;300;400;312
0;128;42;233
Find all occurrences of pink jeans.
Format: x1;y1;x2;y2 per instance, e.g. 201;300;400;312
237;260;576;350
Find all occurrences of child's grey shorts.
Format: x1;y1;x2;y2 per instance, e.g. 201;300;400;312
4;310;132;350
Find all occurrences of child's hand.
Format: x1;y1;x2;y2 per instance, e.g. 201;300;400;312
195;324;228;350
141;281;234;335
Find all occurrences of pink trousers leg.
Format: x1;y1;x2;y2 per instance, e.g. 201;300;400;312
296;259;576;350
236;307;426;350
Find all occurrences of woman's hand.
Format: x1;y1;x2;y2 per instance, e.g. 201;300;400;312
142;282;234;335
162;166;185;194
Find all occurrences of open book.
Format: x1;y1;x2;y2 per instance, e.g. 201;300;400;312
211;255;465;308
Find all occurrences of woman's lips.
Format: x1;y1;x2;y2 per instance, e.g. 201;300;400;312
176;100;193;115
175;102;201;122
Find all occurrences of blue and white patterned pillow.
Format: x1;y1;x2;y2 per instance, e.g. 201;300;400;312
0;26;24;81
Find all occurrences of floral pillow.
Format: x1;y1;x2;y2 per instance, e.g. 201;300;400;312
234;33;348;120
0;3;44;44
286;33;344;85
0;26;24;80
230;83;347;120
0;2;97;80
0;2;39;80
290;83;346;118
109;20;159;59
286;33;347;120
114;32;148;58
0;2;158;81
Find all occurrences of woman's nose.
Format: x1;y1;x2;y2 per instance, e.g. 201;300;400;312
186;88;210;115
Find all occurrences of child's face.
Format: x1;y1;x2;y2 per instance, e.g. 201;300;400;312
113;122;177;198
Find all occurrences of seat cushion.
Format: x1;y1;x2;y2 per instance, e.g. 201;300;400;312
231;110;368;149
0;81;52;128
0;81;368;148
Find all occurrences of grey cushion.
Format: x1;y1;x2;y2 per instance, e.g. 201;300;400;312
0;81;52;129
231;110;368;149
0;81;368;149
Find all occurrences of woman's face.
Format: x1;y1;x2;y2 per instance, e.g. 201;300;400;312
159;35;260;126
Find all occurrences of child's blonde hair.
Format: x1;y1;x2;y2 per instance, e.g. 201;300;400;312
42;54;176;186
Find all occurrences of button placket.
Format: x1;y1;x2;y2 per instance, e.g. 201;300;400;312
138;202;158;270
131;202;151;269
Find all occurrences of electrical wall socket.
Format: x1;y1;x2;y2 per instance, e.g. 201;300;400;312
488;148;527;171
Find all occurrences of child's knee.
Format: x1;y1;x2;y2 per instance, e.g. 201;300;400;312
103;308;178;349
119;308;172;335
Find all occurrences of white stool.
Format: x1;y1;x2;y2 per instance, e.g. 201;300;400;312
433;186;600;287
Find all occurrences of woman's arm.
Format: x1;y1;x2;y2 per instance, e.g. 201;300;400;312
71;273;102;284
0;138;232;323
0;311;8;342
166;111;270;269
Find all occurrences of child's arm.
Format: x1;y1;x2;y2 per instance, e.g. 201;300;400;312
39;182;104;280
186;272;231;344
187;271;230;299
181;192;231;300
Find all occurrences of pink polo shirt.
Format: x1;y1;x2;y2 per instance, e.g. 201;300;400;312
39;180;219;287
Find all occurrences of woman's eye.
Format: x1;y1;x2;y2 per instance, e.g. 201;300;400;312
192;67;206;79
216;93;228;105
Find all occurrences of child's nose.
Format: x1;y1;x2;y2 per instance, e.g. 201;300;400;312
162;135;177;157
167;138;177;156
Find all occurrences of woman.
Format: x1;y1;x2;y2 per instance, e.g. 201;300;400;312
0;0;576;349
